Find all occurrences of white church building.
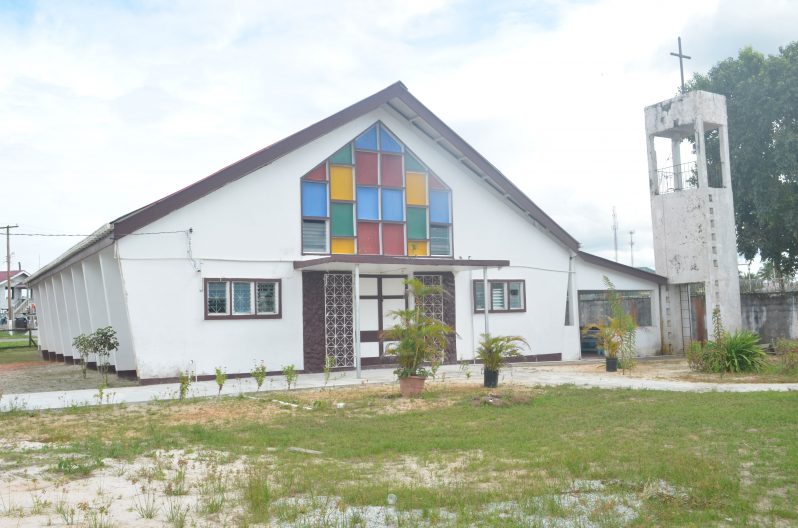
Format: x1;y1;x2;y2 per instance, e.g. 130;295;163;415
27;82;694;382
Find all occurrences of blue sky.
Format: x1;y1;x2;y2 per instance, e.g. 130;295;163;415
2;0;797;272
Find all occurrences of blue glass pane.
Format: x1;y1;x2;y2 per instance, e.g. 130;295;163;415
381;189;404;221
302;181;327;217
379;126;402;152
355;125;378;150
233;282;251;313
429;190;450;223
357;186;379;220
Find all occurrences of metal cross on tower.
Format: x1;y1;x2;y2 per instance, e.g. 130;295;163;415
670;36;691;92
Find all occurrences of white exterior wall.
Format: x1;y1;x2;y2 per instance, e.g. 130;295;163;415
116;105;581;377
574;257;662;357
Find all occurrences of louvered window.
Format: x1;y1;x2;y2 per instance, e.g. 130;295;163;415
302;220;327;253
473;280;526;312
430;226;451;256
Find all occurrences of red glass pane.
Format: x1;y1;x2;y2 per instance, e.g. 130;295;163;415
382;223;405;255
357;222;380;254
429;173;447;190
304;163;326;181
356;151;378;185
381;154;403;187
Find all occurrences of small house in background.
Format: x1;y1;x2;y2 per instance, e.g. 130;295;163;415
1;269;31;326
25;82;666;382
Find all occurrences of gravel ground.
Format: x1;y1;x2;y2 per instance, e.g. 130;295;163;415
0;360;138;394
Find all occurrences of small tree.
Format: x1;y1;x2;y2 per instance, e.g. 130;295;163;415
382;278;453;379
72;334;92;379
91;326;119;386
215;367;227;397
282;364;298;390
598;276;637;373
251;361;268;391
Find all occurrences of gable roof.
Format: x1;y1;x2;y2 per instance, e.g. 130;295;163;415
28;81;580;284
0;270;28;284
577;251;667;285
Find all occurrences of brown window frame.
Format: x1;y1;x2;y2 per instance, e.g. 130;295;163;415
472;279;526;313
204;278;282;320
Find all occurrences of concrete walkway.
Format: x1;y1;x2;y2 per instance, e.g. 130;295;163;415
1;362;796;412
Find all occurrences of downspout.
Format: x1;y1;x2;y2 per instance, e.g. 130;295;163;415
483;266;489;337
353;264;361;378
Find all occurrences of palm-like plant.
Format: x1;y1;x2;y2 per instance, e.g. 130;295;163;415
382;278;453;378
476;333;529;372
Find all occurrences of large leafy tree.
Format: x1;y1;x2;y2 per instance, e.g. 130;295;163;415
688;42;798;277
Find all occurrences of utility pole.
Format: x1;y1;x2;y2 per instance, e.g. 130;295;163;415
612;207;619;262
3;225;19;330
629;230;635;267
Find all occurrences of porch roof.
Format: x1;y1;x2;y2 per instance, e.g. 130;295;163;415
294;255;510;272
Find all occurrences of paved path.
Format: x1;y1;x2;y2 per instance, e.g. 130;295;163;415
2;362;796;411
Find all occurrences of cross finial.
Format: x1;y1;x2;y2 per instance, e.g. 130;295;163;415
670;36;691;93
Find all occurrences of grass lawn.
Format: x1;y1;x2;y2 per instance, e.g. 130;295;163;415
0;344;40;363
0;384;796;526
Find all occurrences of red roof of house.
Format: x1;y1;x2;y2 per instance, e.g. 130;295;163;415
0;270;28;283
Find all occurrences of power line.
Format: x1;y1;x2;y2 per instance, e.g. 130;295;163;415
9;230;189;237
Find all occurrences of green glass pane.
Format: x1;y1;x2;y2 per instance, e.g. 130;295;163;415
407;207;427;240
331;203;354;236
330;144;353;165
404;152;425;172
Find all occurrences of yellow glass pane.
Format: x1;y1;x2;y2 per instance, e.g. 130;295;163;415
331;237;356;254
407;240;428;256
330;166;354;201
406;172;427;205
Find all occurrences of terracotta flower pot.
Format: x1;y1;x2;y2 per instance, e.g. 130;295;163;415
399;375;426;397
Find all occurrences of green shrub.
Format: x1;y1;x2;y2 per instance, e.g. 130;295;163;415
721;331;766;372
774;338;798;374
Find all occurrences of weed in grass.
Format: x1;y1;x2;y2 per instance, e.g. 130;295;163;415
252;361;268;391
54;457;100;477
30;490;51;514
0;488;22;517
164;459;189;496
165;497;189;528
240;464;271;523
197;467;227;514
283;364;298;390
323;356;334;388
178;370;192;400
132;486;160;519
215;367;227;397
56;497;77;525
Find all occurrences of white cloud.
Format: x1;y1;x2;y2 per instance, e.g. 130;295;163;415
0;0;793;272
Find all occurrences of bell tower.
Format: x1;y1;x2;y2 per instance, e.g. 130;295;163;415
644;91;742;352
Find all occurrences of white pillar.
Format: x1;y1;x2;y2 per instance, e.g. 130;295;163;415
671;138;683;190
82;256;113;367
353;264;361;378
482;266;489;337
98;247;137;374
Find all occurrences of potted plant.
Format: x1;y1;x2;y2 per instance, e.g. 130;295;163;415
382;278;453;397
595;276;636;373
476;333;529;388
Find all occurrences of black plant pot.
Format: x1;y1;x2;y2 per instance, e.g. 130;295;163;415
605;357;618;372
484;369;499;388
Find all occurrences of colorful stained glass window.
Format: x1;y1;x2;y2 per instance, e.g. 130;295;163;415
305;163;326;181
408;240;428;256
356;151;378;185
300;121;452;256
404;152;425;172
381;154;403;187
356;187;379;220
381;189;404;221
331;202;354;236
302;181;327;217
355;125;378;150
330;166;354;201
331;237;356;254
380;127;402;152
429;190;450;223
357;222;379;255
406;207;427;240
330;144;353;165
406;172;427;205
382;223;404;255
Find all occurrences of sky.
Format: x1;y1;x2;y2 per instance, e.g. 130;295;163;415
1;0;797;274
